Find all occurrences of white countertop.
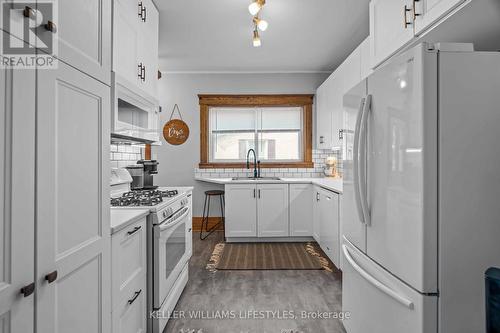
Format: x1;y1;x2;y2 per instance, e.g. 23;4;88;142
110;208;150;234
195;177;343;194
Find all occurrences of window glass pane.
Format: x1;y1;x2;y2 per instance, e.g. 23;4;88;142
260;107;301;130
211;132;255;161
210;107;255;131
259;132;300;160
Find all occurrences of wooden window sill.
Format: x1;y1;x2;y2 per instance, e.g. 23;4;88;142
198;162;314;169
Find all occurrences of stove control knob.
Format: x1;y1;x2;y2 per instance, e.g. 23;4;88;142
162;211;167;218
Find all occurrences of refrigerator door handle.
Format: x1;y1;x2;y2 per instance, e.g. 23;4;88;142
342;244;414;309
359;94;372;226
353;98;366;224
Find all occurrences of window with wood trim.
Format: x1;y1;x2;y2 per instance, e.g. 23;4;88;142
199;95;313;169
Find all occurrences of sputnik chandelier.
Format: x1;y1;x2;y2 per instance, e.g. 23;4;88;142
248;0;268;47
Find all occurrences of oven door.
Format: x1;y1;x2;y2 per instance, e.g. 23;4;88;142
153;205;190;309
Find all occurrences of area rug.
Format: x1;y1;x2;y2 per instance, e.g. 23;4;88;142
206;242;333;272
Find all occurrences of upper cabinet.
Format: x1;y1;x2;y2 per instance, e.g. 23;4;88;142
315;80;332;149
369;0;414;68
315;37;368;150
38;0;112;85
369;0;476;68
413;0;466;35
113;0;159;100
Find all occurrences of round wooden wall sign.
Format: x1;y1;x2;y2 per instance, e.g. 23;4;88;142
163;119;189;145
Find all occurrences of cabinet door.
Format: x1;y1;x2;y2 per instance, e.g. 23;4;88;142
414;0;466;34
312;187;321;242
359;37;373;79
370;0;414;68
315;83;332;149
36;61;111;333
289;184;313;237
257;184;289;237
225;185;257;237
328;72;343;150
0;41;36;333
137;0;159;99
36;0;112;84
113;0;140;86
319;190;340;267
111;218;147;309
112;275;147;333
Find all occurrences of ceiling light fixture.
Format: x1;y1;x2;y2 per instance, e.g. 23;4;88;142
248;0;265;15
253;29;261;47
253;16;268;31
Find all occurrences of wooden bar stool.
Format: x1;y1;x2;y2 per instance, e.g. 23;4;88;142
200;190;225;240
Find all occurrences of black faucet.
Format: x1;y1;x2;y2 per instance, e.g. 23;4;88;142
246;149;260;178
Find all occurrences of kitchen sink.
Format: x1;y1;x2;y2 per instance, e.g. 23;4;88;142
231;177;282;181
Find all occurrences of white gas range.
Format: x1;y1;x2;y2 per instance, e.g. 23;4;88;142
110;168;193;333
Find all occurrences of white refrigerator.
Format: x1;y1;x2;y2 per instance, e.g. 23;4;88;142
341;43;500;333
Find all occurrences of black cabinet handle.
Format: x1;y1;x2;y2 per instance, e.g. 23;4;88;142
44;20;57;33
45;270;58;284
20;282;35;297
137;63;143;80
127;226;141;236
142;6;147;22
23;6;35;19
128;290;142;305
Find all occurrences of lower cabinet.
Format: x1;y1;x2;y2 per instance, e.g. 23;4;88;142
313;187;321;242
111;217;147;333
289;184;313;237
225;184;288;238
225;185;258;237
313;186;341;268
257;184;289;237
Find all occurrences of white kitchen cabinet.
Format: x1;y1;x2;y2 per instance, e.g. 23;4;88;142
370;0;415;68
113;0;159;99
113;0;140;86
257;184;289;237
289;184;313;237
225;184;290;239
138;0;160;97
36;60;111;333
312;187;321;243
315;82;332;149
360;37;373;80
225;185;258;237
414;0;466;34
318;188;340;267
36;0;112;84
316;38;366;151
0;40;36;333
111;218;147;333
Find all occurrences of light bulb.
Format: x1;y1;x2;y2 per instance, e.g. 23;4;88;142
253;30;261;47
257;19;268;31
248;2;262;15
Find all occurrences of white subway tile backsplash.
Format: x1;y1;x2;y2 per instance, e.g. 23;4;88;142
193;149;343;180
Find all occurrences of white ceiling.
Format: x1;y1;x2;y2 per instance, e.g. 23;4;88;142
155;0;370;73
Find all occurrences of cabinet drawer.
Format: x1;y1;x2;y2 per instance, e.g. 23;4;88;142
111;217;147;308
112;273;147;333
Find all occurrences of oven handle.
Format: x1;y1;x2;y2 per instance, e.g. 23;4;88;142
159;206;190;231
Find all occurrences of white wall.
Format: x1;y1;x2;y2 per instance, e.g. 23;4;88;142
153;72;329;217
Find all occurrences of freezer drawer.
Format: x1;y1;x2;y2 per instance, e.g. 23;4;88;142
342;237;437;333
